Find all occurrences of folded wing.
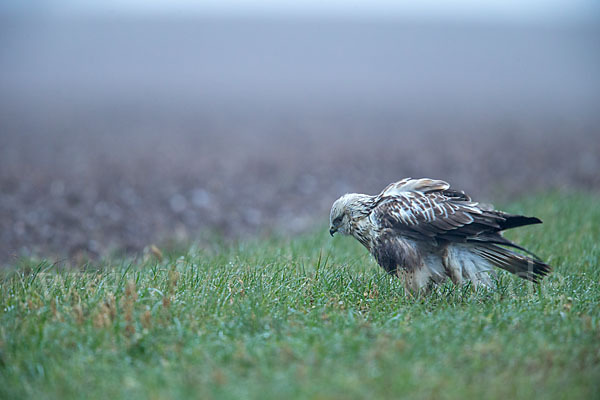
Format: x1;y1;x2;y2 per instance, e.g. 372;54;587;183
370;178;550;282
372;178;540;245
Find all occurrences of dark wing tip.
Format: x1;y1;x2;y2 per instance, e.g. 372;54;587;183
497;214;543;230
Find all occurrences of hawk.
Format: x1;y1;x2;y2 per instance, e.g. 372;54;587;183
329;178;551;291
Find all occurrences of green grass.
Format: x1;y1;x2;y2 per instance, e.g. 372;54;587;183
1;193;599;399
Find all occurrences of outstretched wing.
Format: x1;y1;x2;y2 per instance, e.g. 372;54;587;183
371;178;541;250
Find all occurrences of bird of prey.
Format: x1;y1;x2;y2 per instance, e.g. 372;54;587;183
329;178;551;291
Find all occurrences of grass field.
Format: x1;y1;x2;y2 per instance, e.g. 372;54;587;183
1;193;599;399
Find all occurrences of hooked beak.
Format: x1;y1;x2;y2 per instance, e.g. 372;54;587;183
329;227;337;237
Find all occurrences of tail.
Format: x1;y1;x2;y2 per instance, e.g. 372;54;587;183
473;244;551;283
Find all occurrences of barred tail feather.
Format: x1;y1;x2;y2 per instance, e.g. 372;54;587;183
473;244;551;283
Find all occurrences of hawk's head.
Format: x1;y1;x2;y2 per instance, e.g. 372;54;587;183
329;193;372;236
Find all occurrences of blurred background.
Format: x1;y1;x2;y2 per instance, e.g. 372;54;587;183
1;1;599;263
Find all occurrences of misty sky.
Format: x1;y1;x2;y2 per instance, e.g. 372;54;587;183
2;0;599;22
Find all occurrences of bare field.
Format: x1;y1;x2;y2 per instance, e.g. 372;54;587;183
1;18;599;262
1;103;598;263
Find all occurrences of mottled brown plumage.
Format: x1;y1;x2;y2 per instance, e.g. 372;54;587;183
329;178;551;291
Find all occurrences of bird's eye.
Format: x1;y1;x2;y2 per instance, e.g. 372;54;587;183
333;216;343;224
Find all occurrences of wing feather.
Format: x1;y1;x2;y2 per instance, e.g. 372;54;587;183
364;177;549;284
369;178;543;252
378;178;450;198
372;184;506;244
